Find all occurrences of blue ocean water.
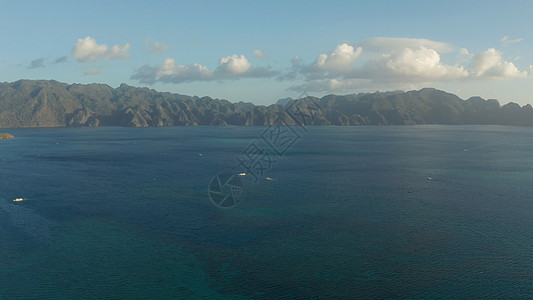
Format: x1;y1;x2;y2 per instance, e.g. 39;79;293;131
0;125;532;298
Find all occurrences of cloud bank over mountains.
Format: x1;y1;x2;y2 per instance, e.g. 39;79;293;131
64;36;530;93
291;37;528;92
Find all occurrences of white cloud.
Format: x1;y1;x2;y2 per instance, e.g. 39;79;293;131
131;54;276;84
299;40;466;84
72;36;130;62
159;58;213;80
457;48;473;64
382;47;468;80
288;38;530;93
216;54;251;75
291;46;467;92
253;49;266;58
469;48;527;78
84;68;101;76
131;58;213;84
312;43;362;72
501;36;523;46
130;37;530;92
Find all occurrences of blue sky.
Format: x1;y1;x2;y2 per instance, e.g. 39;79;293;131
1;0;532;105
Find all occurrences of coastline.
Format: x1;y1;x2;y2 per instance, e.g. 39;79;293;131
0;133;14;139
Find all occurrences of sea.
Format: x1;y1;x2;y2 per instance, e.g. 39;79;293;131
0;125;532;299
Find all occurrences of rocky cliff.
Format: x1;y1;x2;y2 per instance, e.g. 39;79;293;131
1;80;532;128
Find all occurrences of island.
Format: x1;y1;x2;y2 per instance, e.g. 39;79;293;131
2;79;533;128
0;133;14;139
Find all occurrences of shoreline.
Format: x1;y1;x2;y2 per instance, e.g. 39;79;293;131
0;133;14;139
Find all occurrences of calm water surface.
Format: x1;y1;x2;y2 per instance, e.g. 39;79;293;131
1;125;532;298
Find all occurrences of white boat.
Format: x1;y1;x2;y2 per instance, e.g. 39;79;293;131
13;198;23;202
238;173;246;176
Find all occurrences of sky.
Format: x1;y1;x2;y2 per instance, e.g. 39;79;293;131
1;0;532;106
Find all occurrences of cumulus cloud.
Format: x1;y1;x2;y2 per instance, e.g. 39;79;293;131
469;48;527;78
72;36;130;62
288;38;529;93
253;49;266;58
84;68;101;76
216;54;251;75
28;58;45;69
311;43;362;73
298;40;464;83
131;37;529;92
457;48;473;64
381;47;468;80
131;54;276;84
131;58;213;84
501;36;523;46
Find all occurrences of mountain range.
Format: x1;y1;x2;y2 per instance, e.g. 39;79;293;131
1;79;532;128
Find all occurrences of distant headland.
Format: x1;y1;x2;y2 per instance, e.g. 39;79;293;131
1;79;533;128
0;133;14;139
